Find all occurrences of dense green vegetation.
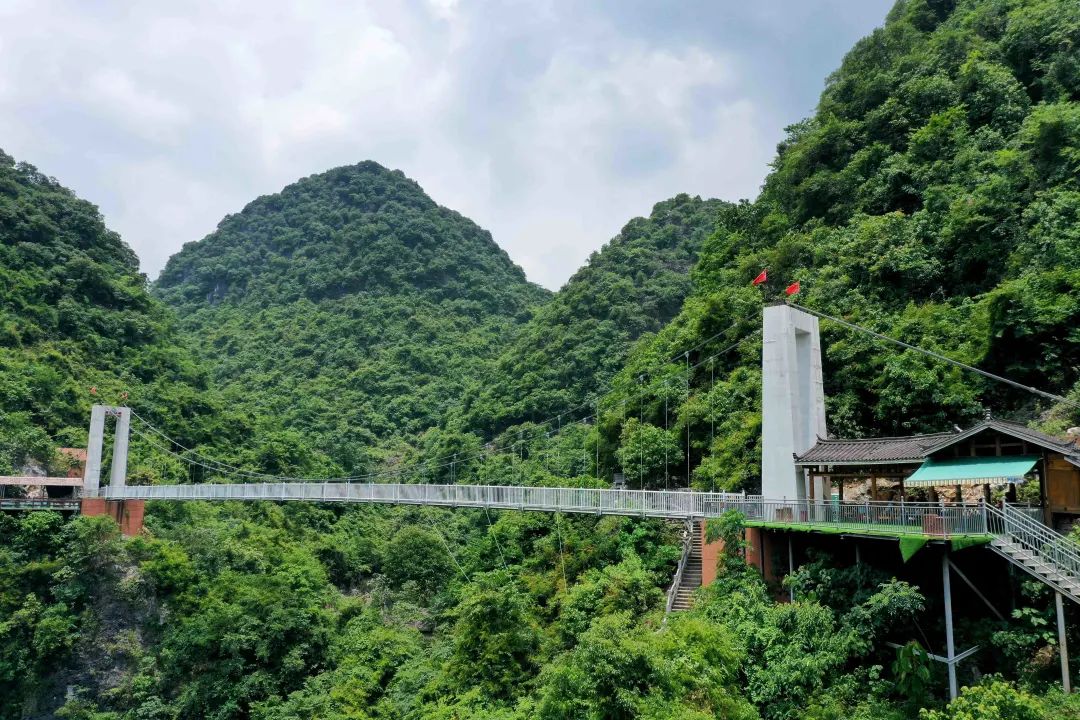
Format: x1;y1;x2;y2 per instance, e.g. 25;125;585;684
3;0;1080;718
597;0;1080;493
0;151;323;484
0;151;213;472
5;506;1079;719
154;162;550;473
462;195;727;435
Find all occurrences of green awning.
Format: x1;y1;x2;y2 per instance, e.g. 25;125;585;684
905;455;1039;487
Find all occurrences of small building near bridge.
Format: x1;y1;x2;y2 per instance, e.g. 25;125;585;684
795;414;1080;532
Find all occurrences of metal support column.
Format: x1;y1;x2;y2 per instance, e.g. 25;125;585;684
788;534;795;602
943;553;958;700
1058;592;1072;694
109;407;131;491
84;405;107;496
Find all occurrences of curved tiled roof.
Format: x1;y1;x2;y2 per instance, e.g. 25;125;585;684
796;418;1080;467
926;418;1078;456
795;432;956;465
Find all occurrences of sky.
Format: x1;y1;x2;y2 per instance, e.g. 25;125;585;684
0;0;894;290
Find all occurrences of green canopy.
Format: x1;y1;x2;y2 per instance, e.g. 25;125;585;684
905;455;1039;487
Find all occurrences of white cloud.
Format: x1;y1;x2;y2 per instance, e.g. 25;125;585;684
0;0;893;289
83;68;192;142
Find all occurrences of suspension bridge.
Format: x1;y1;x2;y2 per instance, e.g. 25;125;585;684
6;303;1080;697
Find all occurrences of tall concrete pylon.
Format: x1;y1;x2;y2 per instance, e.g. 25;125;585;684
83;405;130;497
83;405;107;496
761;304;827;499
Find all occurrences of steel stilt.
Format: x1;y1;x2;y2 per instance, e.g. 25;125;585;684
943;553;958;700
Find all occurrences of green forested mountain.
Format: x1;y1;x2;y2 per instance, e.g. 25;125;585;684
0;151;216;472
155;162;550;471
3;0;1080;719
600;0;1080;492
463;194;726;434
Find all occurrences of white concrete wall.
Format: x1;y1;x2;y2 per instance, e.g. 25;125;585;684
761;305;827;499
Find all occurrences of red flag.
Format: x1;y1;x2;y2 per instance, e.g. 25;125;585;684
785;281;801;296
751;269;767;286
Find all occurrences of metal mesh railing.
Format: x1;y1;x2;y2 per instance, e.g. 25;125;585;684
0;498;81;511
986;503;1080;585
735;498;989;536
100;482;998;537
664;520;694;619
103;482;745;518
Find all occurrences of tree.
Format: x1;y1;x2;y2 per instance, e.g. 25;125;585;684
919;679;1045;720
614;419;683;489
381;525;453;598
447;570;540;701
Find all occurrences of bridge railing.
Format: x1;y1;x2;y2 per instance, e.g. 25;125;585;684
0;497;81;511
735;497;988;536
100;482;992;537
105;482;748;518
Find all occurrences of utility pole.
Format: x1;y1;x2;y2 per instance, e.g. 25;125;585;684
664;396;669;490
639;380;645;489
595;399;600;483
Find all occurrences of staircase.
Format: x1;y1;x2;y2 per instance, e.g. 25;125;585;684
667;521;703;614
986;503;1080;605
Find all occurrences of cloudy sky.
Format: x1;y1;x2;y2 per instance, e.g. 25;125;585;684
0;0;893;290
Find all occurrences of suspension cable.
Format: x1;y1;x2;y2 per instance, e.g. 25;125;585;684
424;509;471;582
554;512;568;591
790;303;1080;410
126;325;762;486
484;505;510;572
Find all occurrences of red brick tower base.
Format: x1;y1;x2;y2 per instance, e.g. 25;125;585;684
701;522;723;587
699;524;782;588
80;498;145;536
744;527;779;583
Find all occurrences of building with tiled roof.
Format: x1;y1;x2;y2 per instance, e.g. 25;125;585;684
793;414;1080;528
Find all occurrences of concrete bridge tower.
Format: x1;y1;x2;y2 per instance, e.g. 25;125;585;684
81;405;143;536
761;304;827;500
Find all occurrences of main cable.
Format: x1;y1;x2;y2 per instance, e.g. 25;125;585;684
126;323;764;487
790;303;1080;410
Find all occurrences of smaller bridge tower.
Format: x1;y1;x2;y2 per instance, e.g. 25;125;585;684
81;405;142;535
83;405;131;496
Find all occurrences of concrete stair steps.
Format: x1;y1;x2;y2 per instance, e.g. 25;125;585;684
667;520;706;613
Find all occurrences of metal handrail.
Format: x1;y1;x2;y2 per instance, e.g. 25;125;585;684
986;503;1080;582
100;482;1000;538
0;498;81;510
664;520;694;620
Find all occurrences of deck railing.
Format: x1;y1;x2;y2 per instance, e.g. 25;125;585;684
986;503;1080;583
99;482;1002;538
103;482;746;518
0;498;81;511
1012;504;1046;526
737;497;990;536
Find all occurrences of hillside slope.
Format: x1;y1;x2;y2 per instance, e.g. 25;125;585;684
599;0;1080;492
156;162;550;470
464;194;727;434
0;150;213;471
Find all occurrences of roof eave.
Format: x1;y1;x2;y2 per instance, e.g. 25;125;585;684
923;420;1074;456
793;458;925;467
